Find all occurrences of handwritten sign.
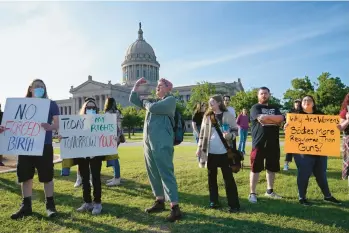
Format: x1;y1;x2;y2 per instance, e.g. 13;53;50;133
59;114;118;159
284;113;341;157
0;98;50;156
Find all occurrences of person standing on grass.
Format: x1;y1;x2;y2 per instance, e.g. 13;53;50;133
192;102;207;167
196;95;240;212
0;79;59;219
338;93;349;184
248;87;284;204
284;95;341;206
236;108;249;155
223;95;238;153
129;77;182;222
283;99;301;171
104;97;123;186
74;98;105;215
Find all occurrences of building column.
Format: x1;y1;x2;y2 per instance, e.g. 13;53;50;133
99;95;103;112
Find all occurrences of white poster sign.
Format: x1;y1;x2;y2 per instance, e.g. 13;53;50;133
0;98;50;156
59;114;118;159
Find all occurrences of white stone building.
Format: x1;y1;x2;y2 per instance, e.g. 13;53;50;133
55;22;244;117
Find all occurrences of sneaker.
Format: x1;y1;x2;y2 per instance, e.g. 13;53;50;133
10;204;33;220
74;177;82;188
167;205;182;222
283;164;289;171
46;201;57;218
198;162;205;168
106;178;121;186
209;202;220;209
299;199;312;206
248;193;258;203
265;192;282;199
324;196;341;205
92;203;102;215
76;202;94;212
145;200;165;213
46;207;57;217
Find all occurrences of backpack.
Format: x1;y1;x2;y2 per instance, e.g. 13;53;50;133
170;108;186;146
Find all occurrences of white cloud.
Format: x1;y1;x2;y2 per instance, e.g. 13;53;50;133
0;2;98;108
161;14;349;83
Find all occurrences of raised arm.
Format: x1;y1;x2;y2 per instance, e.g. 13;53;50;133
143;96;176;115
129;91;143;108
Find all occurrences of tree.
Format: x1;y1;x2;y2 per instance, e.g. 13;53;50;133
283;72;349;114
185;81;216;116
283;76;315;111
121;106;138;139
315;72;349;115
231;88;282;114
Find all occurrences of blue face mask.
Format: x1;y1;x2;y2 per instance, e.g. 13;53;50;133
86;109;97;115
33;88;45;98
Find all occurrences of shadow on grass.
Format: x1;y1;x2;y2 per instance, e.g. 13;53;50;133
1;168;349;233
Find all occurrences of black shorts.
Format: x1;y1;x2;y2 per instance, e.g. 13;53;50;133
17;145;54;183
250;140;280;173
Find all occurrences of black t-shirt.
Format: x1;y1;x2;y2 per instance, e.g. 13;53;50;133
250;103;283;148
192;112;204;127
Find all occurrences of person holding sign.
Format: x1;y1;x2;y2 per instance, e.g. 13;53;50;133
74;98;104;215
129;77;182;222
0;79;60;219
338;93;349;182
285;95;341;206
248;87;285;204
196;95;240;212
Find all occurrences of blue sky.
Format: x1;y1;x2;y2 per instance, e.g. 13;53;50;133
0;1;348;107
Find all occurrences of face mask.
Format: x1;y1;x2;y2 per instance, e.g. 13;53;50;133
33;88;45;98
86;109;97;115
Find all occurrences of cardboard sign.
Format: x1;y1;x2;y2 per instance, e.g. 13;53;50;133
0;98;50;156
284;113;341;157
59;114;118;159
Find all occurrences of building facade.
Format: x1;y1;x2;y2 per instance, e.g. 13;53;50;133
55;23;244;116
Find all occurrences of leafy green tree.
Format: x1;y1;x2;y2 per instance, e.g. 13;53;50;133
283;76;315;111
185;81;216;116
122;106;138;138
283;72;349;114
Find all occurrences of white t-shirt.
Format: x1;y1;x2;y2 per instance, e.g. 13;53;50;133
227;106;236;118
208;128;227;154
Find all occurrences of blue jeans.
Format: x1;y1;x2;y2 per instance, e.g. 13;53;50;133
113;159;120;178
238;129;248;153
294;154;331;199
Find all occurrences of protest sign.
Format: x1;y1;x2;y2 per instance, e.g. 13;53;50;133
59;114;118;159
284;113;341;157
0;98;50;156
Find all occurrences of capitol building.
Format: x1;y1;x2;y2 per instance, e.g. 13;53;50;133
55;23;244;115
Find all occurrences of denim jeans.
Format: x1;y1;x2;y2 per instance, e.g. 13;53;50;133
293;154;331;199
113;159;120;178
238;129;248;153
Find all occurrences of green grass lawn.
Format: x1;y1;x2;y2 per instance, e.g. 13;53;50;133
1;145;348;233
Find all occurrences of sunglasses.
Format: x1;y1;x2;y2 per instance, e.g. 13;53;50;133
86;106;97;110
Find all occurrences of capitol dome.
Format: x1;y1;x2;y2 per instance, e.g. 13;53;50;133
121;22;160;86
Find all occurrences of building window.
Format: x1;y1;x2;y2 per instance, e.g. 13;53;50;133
187;124;191;129
143;70;146;78
186;95;190;101
69;106;71;115
137;70;139;77
60;107;63;115
64;106;67;115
